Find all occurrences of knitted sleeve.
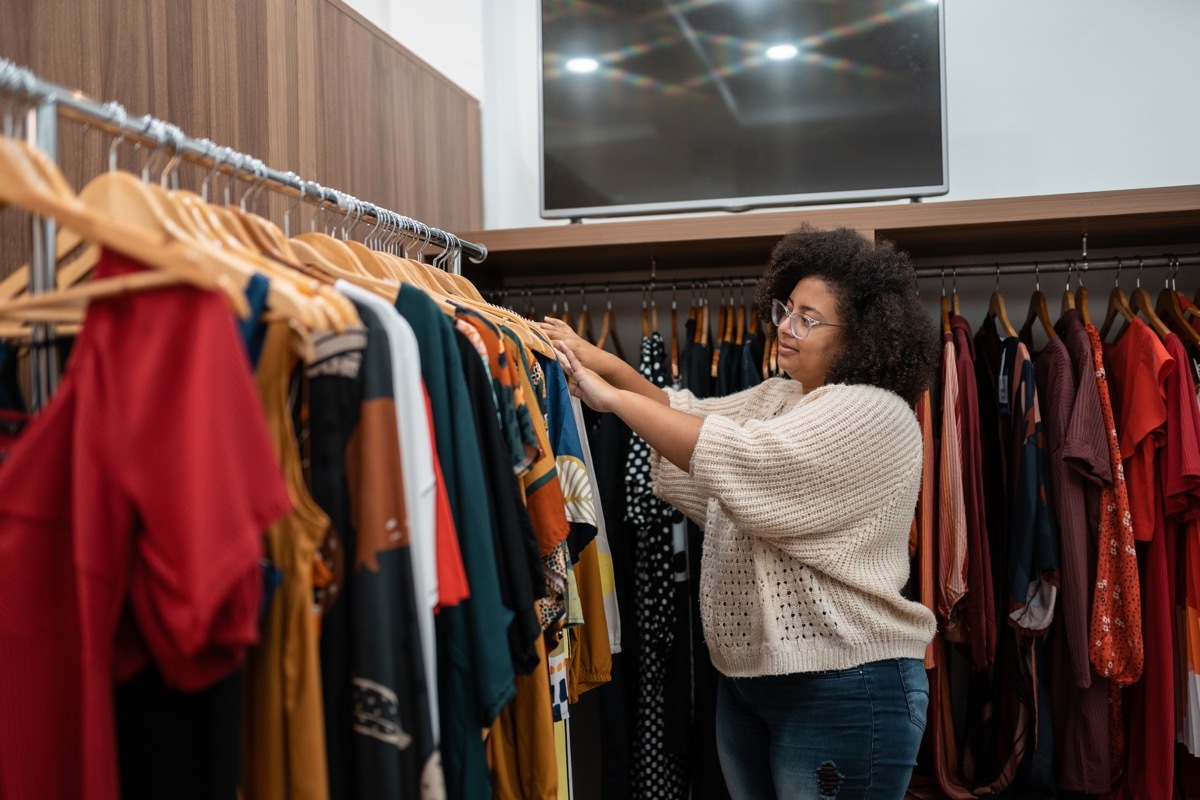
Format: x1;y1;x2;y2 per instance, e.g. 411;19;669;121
688;385;922;562
651;449;710;527
666;383;768;420
649;384;775;526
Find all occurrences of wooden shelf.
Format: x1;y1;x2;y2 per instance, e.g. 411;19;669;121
462;185;1200;282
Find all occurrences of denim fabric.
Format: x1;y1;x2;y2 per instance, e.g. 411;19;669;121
715;658;928;800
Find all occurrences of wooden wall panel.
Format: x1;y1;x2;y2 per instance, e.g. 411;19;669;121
0;0;482;277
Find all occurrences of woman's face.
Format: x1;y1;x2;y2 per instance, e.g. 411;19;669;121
775;276;844;389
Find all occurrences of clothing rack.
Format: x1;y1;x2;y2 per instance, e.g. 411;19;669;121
0;57;488;406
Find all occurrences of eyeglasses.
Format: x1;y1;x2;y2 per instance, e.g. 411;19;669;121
771;299;843;340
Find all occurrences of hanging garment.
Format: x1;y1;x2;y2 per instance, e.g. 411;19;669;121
739;334;763;391
627;331;689;800
571;395;622;655
242;321;335;800
951;316;997;667
1162;332;1200;760
914;390;937;668
1045;309;1112;793
938;329;968;631
1077;321;1141;786
339;280;462;751
453;317;544;676
1103;320;1174;800
1006;341;1059;633
0;250;292;800
395;286;516;800
580;407;639;800
324;300;439;799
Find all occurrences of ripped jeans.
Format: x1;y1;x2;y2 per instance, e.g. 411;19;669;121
715;658;928;800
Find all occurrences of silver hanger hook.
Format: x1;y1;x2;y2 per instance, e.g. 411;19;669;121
450;234;463;276
1033;260;1040;293
380;210;396;253
282;173;303;237
1079;234;1089;287
433;228;449;270
220;147;240;206
417;222;434;262
305;182;322;231
344;197;365;240
159;124;187;189
1136;256;1144;289
135;117;163;182
994;262;1001;293
1114;257;1123;287
360;204;377;248
139;118;164;182
940;265;946;297
251;159;271;215
103;101;128;171
199;140;220;202
237;154;259;211
332;191;354;238
1169;254;1180;291
1064;260;1072;294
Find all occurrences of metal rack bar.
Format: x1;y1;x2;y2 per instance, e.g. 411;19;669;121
498;276;760;298
497;253;1200;301
915;253;1200;279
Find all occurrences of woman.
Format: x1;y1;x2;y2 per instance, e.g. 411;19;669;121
540;225;940;800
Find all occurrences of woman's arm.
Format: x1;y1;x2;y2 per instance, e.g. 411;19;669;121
539;317;670;406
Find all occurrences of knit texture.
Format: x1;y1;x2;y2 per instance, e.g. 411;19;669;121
652;379;937;677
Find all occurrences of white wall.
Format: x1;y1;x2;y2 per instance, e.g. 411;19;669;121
341;0;485;100
480;0;1200;230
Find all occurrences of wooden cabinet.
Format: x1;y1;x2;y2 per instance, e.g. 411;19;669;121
463;185;1200;284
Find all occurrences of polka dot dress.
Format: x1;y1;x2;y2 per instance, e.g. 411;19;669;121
626;332;689;799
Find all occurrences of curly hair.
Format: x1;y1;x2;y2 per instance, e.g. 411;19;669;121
753;225;939;405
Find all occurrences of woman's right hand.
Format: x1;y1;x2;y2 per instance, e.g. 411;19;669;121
538;316;598;370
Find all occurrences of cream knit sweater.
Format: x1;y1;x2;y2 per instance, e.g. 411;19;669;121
652;378;936;677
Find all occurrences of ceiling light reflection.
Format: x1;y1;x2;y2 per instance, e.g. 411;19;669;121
765;44;799;61
565;57;600;74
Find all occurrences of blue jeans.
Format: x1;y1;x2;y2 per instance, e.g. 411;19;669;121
716;658;929;800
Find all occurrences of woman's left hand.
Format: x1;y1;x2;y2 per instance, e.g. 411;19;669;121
555;341;621;413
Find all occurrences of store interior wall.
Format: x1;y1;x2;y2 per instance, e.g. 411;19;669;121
479;0;1200;231
339;0;485;100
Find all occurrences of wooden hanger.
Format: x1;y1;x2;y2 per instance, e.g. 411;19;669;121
1098;260;1137;341
574;290;594;344
0;136;254;319
988;265;1017;337
595;287;626;363
1020;263;1056;340
744;291;759;339
950;266;961;318
1061;269;1076;315
1132;284;1170;340
1156;259;1200;347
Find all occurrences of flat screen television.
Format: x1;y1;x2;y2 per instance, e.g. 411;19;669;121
539;0;947;219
